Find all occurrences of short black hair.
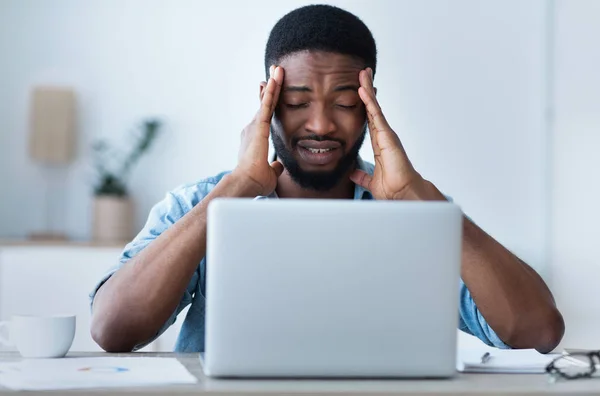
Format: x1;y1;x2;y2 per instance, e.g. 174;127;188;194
264;4;377;78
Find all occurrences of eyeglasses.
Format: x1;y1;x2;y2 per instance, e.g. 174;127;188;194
546;351;600;381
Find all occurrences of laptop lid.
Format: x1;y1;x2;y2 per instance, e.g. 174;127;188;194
204;199;462;378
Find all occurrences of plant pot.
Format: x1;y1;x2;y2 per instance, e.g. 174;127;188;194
92;196;134;243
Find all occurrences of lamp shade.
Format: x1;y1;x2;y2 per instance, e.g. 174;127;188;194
29;86;76;164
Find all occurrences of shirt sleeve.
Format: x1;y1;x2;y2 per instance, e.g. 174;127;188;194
458;278;511;348
88;191;200;350
443;194;510;348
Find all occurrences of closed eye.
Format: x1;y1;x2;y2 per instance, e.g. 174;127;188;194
285;103;309;109
336;104;358;110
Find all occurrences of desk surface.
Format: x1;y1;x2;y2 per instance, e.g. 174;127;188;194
0;352;599;395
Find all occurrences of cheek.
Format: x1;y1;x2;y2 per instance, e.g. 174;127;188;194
275;110;305;138
335;111;367;140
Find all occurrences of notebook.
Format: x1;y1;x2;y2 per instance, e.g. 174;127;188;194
457;348;562;374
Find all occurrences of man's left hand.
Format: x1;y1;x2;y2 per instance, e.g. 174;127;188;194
350;68;442;201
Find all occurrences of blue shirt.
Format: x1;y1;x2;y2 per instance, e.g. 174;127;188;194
90;158;509;352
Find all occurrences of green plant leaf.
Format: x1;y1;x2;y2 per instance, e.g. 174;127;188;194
92;118;162;197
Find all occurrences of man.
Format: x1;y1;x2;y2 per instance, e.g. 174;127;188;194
90;4;564;354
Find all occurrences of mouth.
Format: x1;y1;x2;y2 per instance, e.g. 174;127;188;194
305;147;334;154
296;145;342;166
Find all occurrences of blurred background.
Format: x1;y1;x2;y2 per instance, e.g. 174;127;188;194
0;0;599;352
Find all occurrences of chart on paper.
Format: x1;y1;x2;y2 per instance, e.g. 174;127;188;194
0;357;197;390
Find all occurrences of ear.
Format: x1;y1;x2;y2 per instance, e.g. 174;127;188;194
259;82;267;102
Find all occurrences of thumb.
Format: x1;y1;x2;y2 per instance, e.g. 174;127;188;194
270;161;284;177
350;169;372;191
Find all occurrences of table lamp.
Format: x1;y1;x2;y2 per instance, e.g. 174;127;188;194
28;86;76;241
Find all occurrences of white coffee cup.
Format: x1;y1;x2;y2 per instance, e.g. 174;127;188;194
0;315;76;358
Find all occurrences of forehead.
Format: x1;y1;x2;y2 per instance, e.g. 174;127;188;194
278;51;363;89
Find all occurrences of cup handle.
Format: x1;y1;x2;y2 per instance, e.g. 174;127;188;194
0;321;12;346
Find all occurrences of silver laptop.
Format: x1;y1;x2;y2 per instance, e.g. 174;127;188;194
203;199;462;378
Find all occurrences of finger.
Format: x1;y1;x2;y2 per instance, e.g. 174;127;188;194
358;74;391;134
249;67;284;161
258;66;284;126
359;69;403;153
359;68;391;132
358;73;381;157
270;66;284;113
356;71;377;156
364;107;380;158
349;169;373;191
270;160;284;177
362;67;376;96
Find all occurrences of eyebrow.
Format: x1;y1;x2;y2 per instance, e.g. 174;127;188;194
333;84;360;92
282;84;360;93
283;86;311;93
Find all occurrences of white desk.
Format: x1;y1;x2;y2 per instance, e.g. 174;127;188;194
1;352;599;395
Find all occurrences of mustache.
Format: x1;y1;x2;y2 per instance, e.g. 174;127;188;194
291;135;346;147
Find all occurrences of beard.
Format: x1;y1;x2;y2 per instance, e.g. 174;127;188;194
271;125;367;192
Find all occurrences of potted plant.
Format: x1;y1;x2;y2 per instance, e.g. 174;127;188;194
91;119;161;243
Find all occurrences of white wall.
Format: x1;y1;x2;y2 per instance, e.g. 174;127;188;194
0;1;549;271
551;0;600;349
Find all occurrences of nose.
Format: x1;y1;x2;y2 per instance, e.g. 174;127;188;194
304;103;336;136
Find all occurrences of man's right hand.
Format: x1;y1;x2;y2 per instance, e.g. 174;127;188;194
232;65;285;197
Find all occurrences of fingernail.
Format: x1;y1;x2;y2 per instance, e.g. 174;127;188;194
270;65;275;79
